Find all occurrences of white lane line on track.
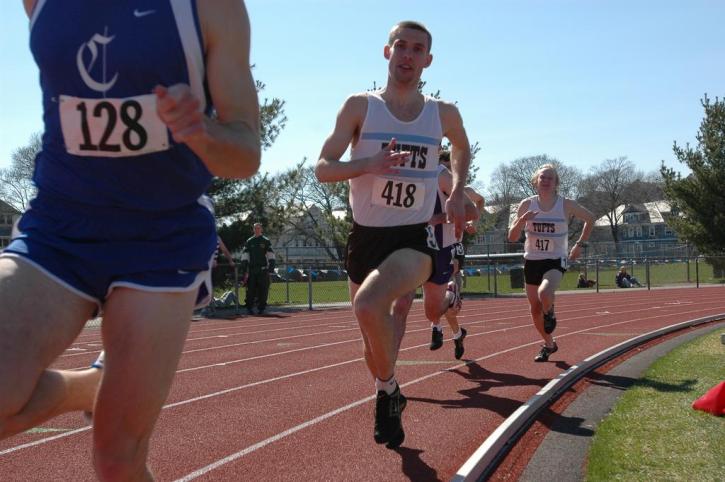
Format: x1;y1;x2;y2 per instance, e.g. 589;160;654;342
62;291;722;356
56;293;725;372
0;427;90;456
5;304;701;466
172;307;724;481
174;396;378;482
66;288;719;345
169;297;725;374
7;299;722;459
56;292;614;343
0;321;540;457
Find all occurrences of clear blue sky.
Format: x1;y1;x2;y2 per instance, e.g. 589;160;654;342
1;0;723;191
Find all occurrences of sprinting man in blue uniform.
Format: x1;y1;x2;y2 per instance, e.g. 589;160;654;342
0;1;260;480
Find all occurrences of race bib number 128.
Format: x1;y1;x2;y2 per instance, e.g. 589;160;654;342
59;94;169;157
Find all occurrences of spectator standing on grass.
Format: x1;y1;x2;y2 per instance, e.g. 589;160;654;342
240;222;275;314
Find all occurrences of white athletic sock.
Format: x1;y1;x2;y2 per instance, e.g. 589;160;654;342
546;339;556;349
375;376;398;395
455;272;463;291
431;323;442;331
91;351;105;369
453;329;463;340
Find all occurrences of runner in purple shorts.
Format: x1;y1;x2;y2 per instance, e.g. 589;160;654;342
426;156;484;360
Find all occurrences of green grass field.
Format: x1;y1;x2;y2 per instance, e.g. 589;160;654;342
212;260;724;306
462;259;724;295
585;329;725;481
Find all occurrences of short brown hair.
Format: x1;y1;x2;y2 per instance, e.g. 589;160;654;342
388;21;432;52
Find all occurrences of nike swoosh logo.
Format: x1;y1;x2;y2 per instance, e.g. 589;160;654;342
134;9;156;17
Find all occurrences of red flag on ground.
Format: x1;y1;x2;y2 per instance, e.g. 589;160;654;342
692;381;725;416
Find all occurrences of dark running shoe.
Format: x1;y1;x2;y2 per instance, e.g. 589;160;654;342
543;307;557;334
454;328;467;360
534;342;558;362
430;328;443;350
373;386;407;449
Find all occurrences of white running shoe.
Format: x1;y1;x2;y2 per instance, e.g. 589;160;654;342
83;351;105;424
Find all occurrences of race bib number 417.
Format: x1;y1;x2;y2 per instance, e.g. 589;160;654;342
59;94;169;157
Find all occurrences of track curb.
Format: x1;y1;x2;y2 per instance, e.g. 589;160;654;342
451;313;725;482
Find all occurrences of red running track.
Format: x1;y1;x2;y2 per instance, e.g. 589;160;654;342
1;286;724;481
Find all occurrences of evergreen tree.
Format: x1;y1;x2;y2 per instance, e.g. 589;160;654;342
661;95;725;259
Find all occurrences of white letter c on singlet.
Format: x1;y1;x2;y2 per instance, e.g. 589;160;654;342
76;33;119;93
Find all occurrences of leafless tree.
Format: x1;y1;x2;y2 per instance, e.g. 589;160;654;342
0;132;41;211
275;160;350;261
579;156;642;246
487;154;582;205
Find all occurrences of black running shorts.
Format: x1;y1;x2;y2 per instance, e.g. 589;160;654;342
524;257;568;286
345;222;438;285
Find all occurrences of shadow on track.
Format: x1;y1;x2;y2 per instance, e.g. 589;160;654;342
391;446;439;482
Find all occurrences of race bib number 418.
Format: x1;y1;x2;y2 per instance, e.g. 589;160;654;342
371;177;425;211
59;94;169;157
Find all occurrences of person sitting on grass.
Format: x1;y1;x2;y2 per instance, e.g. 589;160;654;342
615;267;642;288
577;272;596;288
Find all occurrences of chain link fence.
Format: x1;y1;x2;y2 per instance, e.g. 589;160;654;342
200;244;724;315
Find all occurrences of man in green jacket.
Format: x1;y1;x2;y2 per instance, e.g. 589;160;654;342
241;223;275;314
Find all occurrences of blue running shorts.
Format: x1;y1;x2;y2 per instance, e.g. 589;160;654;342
2;193;217;308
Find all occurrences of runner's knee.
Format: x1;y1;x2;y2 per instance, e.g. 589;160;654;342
356;287;397;328
538;286;555;305
0;376;41;434
354;295;383;327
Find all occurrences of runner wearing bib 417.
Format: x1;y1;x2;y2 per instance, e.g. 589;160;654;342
509;164;594;363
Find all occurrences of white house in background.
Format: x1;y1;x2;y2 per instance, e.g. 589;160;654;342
591;201;677;243
589;200;681;258
0;199;21;249
473;200;680;258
